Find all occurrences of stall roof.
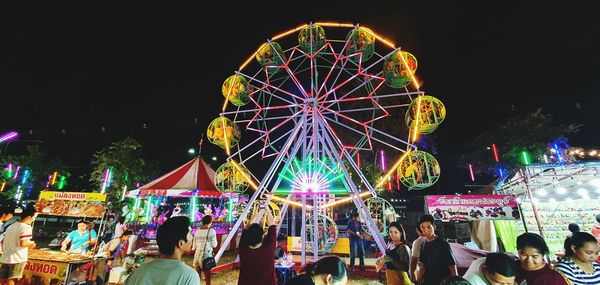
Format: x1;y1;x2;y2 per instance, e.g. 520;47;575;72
495;162;600;201
126;157;222;198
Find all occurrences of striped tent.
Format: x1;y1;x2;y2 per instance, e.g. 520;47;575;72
126;157;221;198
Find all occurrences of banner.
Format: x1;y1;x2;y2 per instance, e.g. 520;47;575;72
36;191;106;218
21;259;68;285
39;191;106;202
425;195;519;222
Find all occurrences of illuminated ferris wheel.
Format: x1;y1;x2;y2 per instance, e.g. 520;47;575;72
208;22;446;263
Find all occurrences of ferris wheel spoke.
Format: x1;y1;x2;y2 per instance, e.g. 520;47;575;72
321;70;385;111
227;126;295;163
322;115;413;152
314;43;345;98
239;72;305;103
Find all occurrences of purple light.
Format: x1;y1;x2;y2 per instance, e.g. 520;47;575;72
101;168;110;193
13;166;20;179
0;131;18;143
380;150;386;170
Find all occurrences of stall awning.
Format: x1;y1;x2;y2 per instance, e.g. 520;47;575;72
126;157;222;198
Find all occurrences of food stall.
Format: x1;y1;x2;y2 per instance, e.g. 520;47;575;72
21;250;95;285
23;191;108;285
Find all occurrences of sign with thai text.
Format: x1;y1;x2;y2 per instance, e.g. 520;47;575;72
36;191;106;218
425;195;519;222
39;191;106;202
22;259;68;285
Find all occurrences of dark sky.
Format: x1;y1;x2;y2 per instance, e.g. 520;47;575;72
1;2;599;193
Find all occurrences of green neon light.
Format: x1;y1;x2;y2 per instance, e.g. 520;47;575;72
145;196;153;223
57;176;66;190
521;151;531;165
278;173;295;183
227;198;233;222
190;196;197;222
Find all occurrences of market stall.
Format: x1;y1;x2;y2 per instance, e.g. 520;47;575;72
25;191;109;285
495;162;600;254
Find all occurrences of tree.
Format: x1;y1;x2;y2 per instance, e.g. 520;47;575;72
1;145;70;200
461;108;581;179
90;137;147;208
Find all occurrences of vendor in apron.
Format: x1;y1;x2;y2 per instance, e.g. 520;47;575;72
61;220;97;254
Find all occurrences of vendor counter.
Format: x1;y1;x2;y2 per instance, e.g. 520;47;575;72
19;249;104;285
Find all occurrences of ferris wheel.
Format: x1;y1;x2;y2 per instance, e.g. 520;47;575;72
208;22;446;263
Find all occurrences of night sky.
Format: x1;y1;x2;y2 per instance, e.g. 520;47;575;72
1;2;599;193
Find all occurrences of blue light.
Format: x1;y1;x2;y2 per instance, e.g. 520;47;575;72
498;168;504;178
20;169;30;185
554;144;563;162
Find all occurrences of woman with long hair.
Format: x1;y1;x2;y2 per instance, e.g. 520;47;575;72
375;222;411;285
237;209;278;285
556;231;600;285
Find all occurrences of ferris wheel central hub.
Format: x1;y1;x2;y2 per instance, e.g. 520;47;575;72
304;98;317;107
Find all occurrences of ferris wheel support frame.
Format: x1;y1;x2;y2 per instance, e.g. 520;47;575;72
212;22;440;265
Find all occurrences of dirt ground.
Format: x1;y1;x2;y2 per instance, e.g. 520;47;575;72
200;269;381;285
179;251;382;285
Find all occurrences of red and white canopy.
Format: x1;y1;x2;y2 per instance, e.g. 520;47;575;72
126;157;222;198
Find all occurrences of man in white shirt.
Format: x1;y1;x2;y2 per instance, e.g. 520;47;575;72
0;205;37;285
463;252;517;285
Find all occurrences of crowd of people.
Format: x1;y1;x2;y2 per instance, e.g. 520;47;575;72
119;208;600;285
1;198;593;285
373;214;600;285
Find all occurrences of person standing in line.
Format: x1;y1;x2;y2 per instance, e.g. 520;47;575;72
0;205;37;285
514;232;570;285
409;226;427;283
192;215;218;285
346;212;365;272
556;232;600;285
463;252;517;285
125;216;200;285
375;222;411;285
237;208;278;285
416;214;457;285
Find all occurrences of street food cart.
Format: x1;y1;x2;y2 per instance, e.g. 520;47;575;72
22;191;109;285
20;249;96;285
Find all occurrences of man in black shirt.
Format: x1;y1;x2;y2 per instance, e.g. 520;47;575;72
417;214;457;285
